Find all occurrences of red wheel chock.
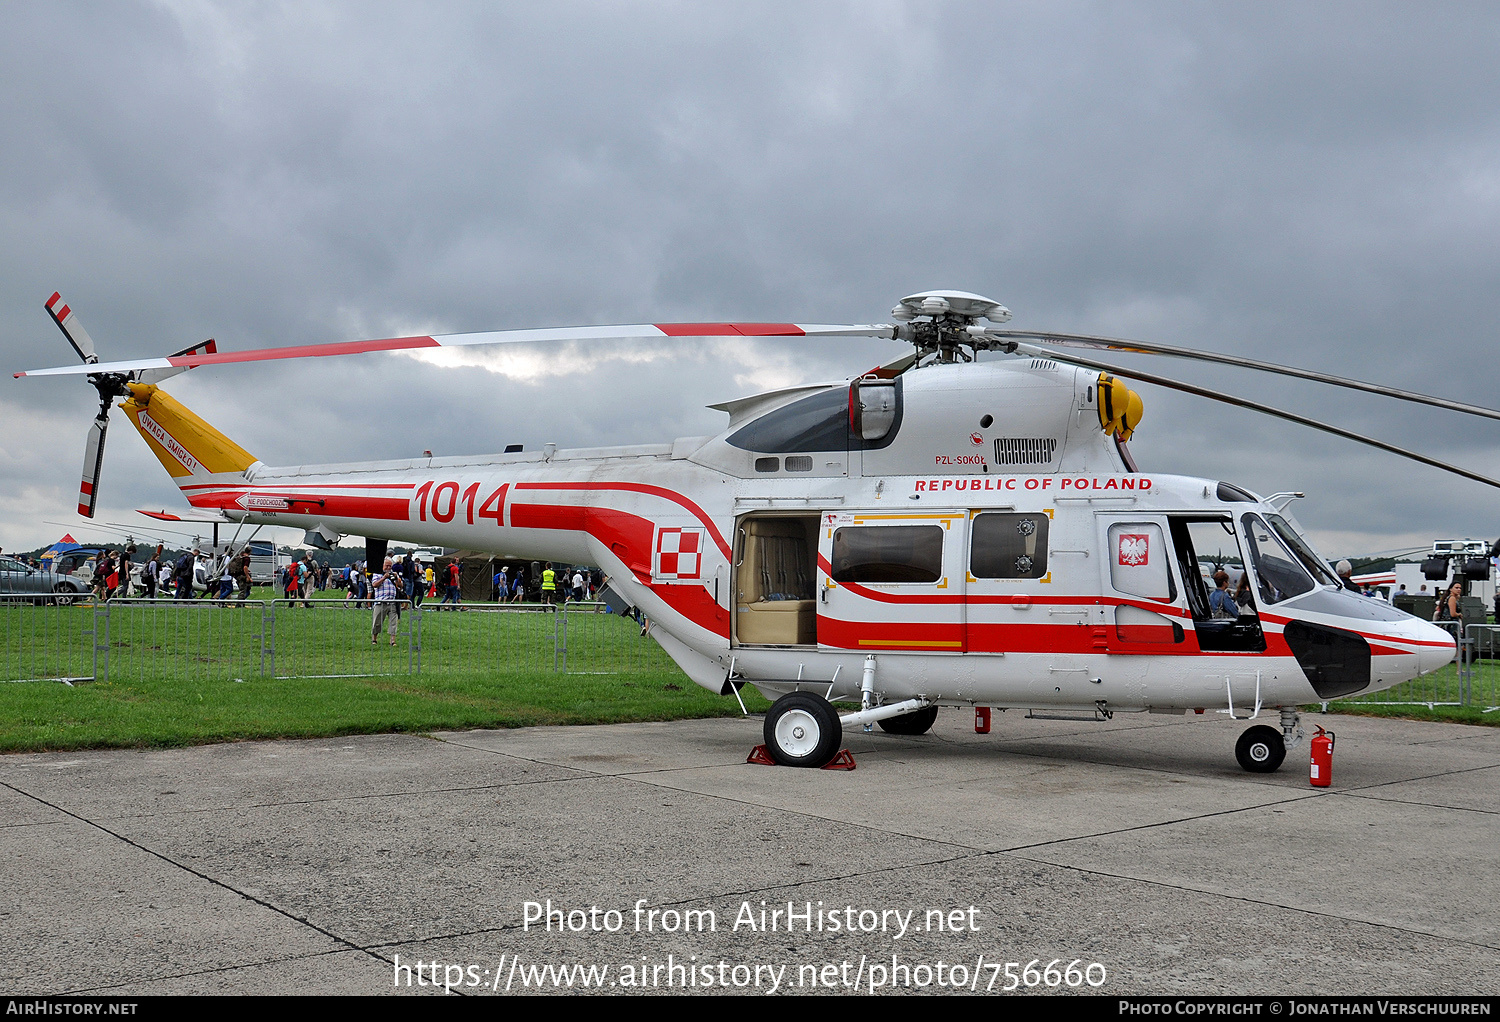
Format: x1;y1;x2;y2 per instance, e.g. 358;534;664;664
746;745;857;770
822;749;857;770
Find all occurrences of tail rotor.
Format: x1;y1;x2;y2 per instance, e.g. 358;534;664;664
43;292;220;518
46;294;133;519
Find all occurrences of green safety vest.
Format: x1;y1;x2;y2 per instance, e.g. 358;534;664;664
541;569;556;591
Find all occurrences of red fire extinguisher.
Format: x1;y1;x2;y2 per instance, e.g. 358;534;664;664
975;706;991;734
1310;726;1335;787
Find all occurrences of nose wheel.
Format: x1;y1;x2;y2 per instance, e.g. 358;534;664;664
1235;724;1286;772
764;693;843;768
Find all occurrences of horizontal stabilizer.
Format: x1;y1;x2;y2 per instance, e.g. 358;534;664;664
137;508;231;523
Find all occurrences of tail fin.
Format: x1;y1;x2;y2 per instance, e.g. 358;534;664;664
119;383;257;483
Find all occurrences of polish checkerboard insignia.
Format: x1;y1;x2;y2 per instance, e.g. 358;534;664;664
654;527;705;582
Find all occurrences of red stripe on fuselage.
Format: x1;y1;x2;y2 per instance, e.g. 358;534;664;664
515;481;732;560
1255;609;1455;650
175;481;416;492
510;498;726;636
187;490;411;521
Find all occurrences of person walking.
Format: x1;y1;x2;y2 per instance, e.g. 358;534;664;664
440;559;462;608
142;548;160;600
174;549;196;600
118;544;136;598
409;554;425;608
300;552;317;608
233;547;253;603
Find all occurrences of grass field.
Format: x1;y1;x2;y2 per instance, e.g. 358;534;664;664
0;596;1493;753
1319;659;1500;726
0;597;769;753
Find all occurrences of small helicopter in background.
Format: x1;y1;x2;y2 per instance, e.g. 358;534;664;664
18;289;1485;771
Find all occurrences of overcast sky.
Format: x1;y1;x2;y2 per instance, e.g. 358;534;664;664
3;1;1499;559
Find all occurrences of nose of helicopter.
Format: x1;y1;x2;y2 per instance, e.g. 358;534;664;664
1413;620;1458;675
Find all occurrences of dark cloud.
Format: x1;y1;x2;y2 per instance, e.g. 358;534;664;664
2;1;1499;555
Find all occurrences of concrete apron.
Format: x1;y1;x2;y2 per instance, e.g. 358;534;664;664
1;710;1497;996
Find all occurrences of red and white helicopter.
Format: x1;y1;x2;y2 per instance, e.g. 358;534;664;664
17;289;1477;771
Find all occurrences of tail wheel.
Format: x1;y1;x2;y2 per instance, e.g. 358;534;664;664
52;584;76;607
877;705;939;735
1235;725;1286;773
764;693;842;768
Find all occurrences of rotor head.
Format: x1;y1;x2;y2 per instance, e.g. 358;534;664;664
890;290;1015;364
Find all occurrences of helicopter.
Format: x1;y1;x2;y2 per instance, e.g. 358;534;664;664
16;289;1479;772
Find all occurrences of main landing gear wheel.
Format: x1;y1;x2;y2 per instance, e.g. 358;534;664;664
1235;724;1286;773
877;705;939;735
764;693;843;768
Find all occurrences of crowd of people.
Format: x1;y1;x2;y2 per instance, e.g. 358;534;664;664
489;563;597;604
17;540;613;646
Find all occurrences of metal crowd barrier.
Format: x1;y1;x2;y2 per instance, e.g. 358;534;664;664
0;597;673;684
416;602;561;674
21;595;1486;707
85;598;420;683
414;600;676;676
0;598;95;683
555;601;676;675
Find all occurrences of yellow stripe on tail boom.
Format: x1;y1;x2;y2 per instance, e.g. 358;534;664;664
119;383;256;479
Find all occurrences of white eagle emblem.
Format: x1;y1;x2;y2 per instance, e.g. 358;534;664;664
1118;533;1150;566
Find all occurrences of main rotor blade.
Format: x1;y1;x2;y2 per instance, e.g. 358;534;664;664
1011;342;1500;491
16;321;898;379
992;329;1500;423
79;412;108;518
46;292;99;364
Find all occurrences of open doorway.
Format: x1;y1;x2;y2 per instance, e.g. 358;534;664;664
1168;516;1267;653
733;513;819;645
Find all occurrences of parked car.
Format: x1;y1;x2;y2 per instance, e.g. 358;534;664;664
0;556;90;605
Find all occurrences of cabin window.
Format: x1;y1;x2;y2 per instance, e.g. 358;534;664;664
754;457;779;473
970;512;1049;579
784;456;813;472
831;525;944;584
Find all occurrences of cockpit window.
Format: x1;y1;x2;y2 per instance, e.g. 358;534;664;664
1241;513;1316;604
1266;514;1341;589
